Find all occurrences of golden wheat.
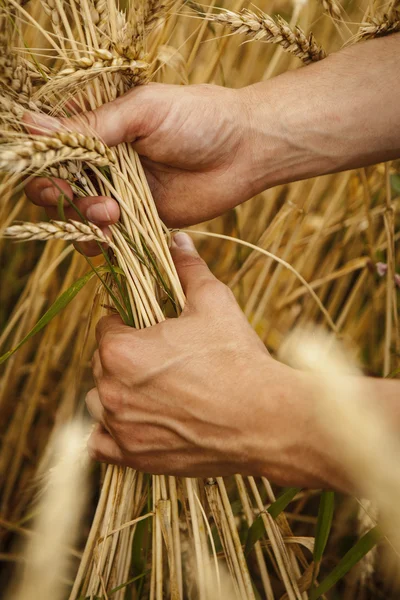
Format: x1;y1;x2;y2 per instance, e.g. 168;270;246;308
209;8;327;63
3;220;110;243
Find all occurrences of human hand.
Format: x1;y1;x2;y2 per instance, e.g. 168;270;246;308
25;83;256;255
85;232;344;488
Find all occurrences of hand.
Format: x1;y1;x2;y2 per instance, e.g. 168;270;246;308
86;232;344;488
25;35;400;257
24;83;256;255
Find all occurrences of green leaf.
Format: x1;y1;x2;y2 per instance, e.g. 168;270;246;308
312;491;335;585
267;487;301;520
57;192;65;222
245;515;265;556
244;487;301;556
251;580;262;600
0;264;124;365
391;174;400;195
386;366;400;379
109;571;148;596
310;526;382;600
314;491;335;562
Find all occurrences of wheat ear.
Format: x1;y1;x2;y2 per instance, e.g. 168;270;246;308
208;9;327;64
39;51;149;97
356;9;400;40
319;0;342;19
0;131;115;173
3;220;110;243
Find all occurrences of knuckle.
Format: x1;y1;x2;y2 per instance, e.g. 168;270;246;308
131;454;148;473
178;253;205;270
24;178;48;205
216;281;236;303
79;110;98;134
98;332;120;370
98;384;118;412
191;279;237;316
85;387;96;405
91;350;98;370
91;349;102;378
87;436;100;461
198;278;226;302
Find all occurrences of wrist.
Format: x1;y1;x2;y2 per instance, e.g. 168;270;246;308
238;35;400;195
250;362;351;491
238;69;342;196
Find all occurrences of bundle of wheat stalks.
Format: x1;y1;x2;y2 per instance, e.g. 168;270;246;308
0;0;399;598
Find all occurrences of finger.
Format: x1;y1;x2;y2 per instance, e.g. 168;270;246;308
91;349;103;386
45;210;110;257
45;196;120;256
85;387;105;424
24;85;161;148
45;195;120;225
87;423;125;465
25;177;73;207
96;314;129;346
170;232;220;307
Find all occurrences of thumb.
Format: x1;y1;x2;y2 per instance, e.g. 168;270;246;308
24;87;151;147
171;232;219;307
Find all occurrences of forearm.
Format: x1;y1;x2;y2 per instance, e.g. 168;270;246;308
265;374;400;494
240;34;400;194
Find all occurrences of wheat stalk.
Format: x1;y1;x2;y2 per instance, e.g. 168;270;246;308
3;220;110;243
208;8;327;64
6;0;396;598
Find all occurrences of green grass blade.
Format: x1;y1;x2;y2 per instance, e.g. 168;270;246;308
245;515;265;557
84;257;131;326
0;269;97;365
57;192;66;222
245;487;301;556
267;487;301;519
391;174;400;194
109;571;148;596
386;366;400;378
310;526;382;600
312;491;335;584
0;264;127;365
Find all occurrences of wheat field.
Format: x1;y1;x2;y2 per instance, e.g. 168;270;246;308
0;0;399;598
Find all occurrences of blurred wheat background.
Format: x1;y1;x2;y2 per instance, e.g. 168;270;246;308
0;0;399;598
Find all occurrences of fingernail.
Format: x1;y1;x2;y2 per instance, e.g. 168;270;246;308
87;202;111;223
173;232;195;251
40;185;56;205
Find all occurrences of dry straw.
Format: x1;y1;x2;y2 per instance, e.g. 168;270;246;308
0;0;311;596
0;0;399;597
